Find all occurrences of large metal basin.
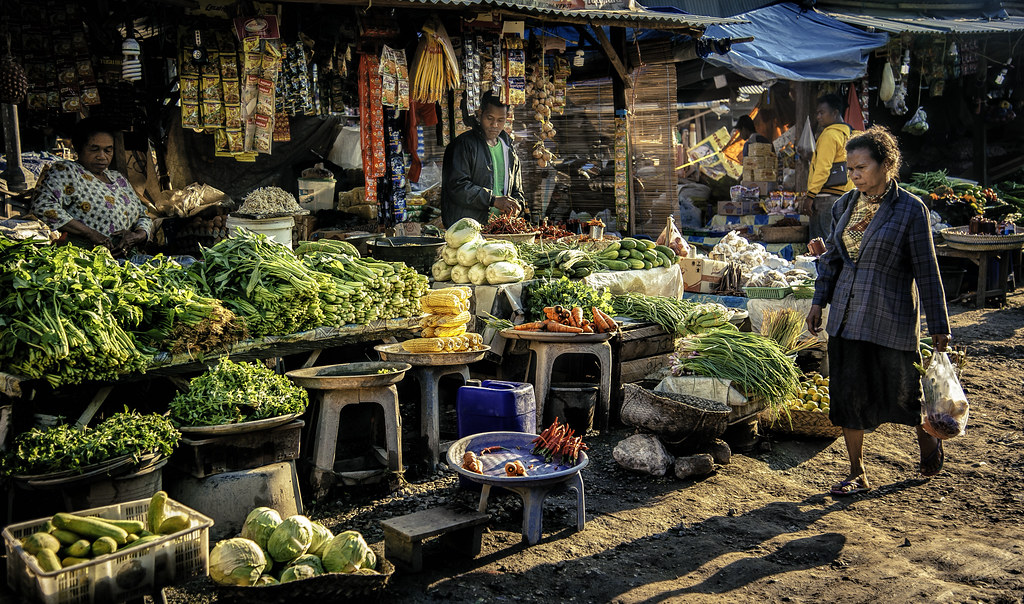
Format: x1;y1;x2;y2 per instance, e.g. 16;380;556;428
286;361;411;389
447;431;589;487
374;342;490;366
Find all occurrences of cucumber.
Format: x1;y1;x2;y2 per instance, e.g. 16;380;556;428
601;259;630;271
629;249;645;260
604;242;621;252
67;539;92;558
35;550;61;573
50;529;80;547
628;259;645;270
654;245;675;258
86;518;145;535
642;239;657;250
643;261;653;269
61;557;90;569
119;534;163;552
158;514;190;535
573;267;592;278
642;250;658;263
660;255;672;268
22;532;61;556
598;249;620;260
52;514;127;546
618;250;631;259
91;536;118;557
619;238;637;250
148;491;168;534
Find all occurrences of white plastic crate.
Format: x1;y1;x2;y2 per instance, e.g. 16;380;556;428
2;497;212;604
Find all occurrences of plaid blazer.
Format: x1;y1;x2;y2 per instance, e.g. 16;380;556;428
812;183;950;351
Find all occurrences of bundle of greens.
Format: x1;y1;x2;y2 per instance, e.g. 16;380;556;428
1;409;180;476
760;308;817;354
523;277;612;322
610;292;695;335
169;359;309;427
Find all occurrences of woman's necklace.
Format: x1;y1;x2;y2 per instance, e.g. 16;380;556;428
863;181;893;204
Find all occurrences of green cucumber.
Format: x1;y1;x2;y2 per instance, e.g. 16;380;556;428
642;250;658;263
643;261;653;269
627;259;646;270
618;250;631;259
629;249;645;260
642;239;657;250
601;260;630;271
619;238;637;250
604;242;621;252
654;245;675;258
52;514;127;546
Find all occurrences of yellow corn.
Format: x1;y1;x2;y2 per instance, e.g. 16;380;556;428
436;311;471;328
420;314;441;328
435;324;467;338
432;286;471;301
421;326;435;338
463;333;483;348
402;338;445;353
422;291;467;313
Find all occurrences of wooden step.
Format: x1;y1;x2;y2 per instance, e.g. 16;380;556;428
380;507;489;571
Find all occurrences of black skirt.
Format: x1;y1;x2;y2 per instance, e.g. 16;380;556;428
827;334;923;430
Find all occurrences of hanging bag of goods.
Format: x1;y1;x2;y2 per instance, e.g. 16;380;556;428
410;16;460;103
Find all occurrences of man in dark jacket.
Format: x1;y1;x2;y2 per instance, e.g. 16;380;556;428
441;93;525;226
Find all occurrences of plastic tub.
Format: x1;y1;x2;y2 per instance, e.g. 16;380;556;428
547;382;598;434
226;215;295;248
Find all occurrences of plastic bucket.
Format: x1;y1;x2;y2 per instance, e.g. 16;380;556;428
226;215;295;248
547;382;598;434
297;178;336;212
61;457;167;512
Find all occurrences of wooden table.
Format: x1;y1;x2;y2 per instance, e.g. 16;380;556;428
934;243;1022;309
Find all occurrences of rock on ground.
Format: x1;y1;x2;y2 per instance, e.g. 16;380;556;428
613;433;674;476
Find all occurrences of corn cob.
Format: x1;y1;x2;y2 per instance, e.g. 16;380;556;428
464;332;483;347
421;291;467;313
402;338;445;353
432;286;472;301
436;310;471;328
435;324;467;338
420;314;441;328
421;326;435;337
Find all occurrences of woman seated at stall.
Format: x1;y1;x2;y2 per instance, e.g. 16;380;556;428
31;117;152;255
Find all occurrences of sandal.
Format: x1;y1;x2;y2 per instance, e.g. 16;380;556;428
829;479;871;496
920;438;944;477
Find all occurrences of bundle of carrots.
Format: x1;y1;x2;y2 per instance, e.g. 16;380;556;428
513;306;618;334
531;418;588;465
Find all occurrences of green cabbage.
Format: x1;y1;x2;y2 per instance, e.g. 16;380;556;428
477;241;517;265
307;521;334;558
450;264;471;284
457;237;485;267
468;263;488;286
445;217;482;247
209;538;267;586
287;554;324;575
267;515;314;562
254;574;278;586
321;530;377;574
240;507;282;551
432;259;453;282
279;564;318;583
486;261;525;285
441;245;460;265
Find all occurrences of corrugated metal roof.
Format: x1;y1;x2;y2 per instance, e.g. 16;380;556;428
637;0;776;18
826;9;1024;33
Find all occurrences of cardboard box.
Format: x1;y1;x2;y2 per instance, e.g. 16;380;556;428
742;156;777;170
747;142;775;157
741;181;779;196
681;257;731;293
753;169;778;182
718;200;758;216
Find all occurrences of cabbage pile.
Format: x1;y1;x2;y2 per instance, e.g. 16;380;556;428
208;506;378;587
432;218;532;285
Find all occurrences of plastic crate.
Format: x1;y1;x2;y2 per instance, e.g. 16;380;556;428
3;498;212;604
743;286;792;299
170;420;304;479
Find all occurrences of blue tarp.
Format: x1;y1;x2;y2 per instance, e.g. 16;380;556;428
702;3;888;82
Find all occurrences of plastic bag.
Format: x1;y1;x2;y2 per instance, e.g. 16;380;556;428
656;216;690;258
902;106;929;135
920;352;969;439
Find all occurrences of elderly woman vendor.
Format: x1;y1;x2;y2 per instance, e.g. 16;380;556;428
806;126;951;497
32;117;152;253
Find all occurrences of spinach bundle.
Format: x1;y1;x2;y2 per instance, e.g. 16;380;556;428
169;359;309;427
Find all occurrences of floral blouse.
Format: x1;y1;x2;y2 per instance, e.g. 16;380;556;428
31;160;153;237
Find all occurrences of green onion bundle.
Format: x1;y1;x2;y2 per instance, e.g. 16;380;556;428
610;292;695;335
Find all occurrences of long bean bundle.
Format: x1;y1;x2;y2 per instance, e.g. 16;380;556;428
611;293;695;335
671;329;800;408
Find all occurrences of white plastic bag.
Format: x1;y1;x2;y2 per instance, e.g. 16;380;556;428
920;352;969;439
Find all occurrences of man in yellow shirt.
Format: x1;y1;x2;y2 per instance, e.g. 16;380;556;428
800;94;855;240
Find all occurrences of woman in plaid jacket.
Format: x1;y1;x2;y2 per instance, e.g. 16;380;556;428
806;126;951;496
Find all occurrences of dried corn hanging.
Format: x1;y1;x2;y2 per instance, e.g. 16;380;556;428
411;17;460;103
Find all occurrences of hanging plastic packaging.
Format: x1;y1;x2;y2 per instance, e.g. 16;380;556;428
920;352;969;440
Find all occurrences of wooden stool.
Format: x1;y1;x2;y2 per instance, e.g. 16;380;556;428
380;507;489;572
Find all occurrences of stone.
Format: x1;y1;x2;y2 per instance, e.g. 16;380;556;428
612;434;674;476
708;439;731;465
673;454;715;480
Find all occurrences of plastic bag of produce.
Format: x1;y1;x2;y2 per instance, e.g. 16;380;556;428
441;244;460;266
432;259;453;281
486;261;525;285
920;352;969;439
457;237;485;266
477;240;517;265
468;262;488;285
445;217;483;247
451;264;472;284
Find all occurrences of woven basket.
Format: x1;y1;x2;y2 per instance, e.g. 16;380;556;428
621;383;730;448
758;408;842;439
218;543;394;604
760;224;808;243
940;226;1024;251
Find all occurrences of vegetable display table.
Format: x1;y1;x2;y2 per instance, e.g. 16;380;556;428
935;243;1020;308
447;431;588;546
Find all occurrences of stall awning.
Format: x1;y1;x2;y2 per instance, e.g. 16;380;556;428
275;0;747;31
824;9;1024;34
701;3;889;82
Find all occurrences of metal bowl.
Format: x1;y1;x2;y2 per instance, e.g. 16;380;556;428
447;431;589;488
286;361;411;389
367;237;446;275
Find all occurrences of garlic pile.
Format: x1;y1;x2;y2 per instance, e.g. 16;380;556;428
711;231;813;287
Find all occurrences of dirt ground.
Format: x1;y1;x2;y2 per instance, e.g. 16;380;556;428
6;292;1023;604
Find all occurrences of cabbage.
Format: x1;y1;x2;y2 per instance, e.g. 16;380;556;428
477;241;517;265
445;217;482;247
240;507;282;551
267;515;314;562
457;237;485;267
307;521;334;558
287;554;324;575
254;575;278;586
451;264;471;284
321;530;377;573
441;244;460;265
432;259;453;282
468;263;488;286
279;564;318;583
522;263;535;281
209;538;267;586
486;261;525;285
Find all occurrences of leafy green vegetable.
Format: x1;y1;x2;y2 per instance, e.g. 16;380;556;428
523;277;611;322
169;359;308;427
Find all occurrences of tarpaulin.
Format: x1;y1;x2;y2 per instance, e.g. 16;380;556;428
702;3;888;82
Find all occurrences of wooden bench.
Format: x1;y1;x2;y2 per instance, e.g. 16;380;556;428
380;507;489;572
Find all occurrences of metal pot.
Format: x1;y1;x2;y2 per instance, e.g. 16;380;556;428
366;236;446;275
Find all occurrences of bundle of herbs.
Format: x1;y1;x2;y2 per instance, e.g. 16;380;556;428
523;277;612;322
169;359;309;427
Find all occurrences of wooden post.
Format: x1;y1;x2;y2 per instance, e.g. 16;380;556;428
609;28;635;235
1;103;31;192
974;56;989;185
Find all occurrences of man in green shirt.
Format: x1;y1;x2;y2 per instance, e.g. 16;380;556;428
441;93;525;226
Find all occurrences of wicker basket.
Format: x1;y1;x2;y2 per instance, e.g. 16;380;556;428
939;226;1024;251
758;408;842;439
759;224;808;243
621;383;730;448
218;543;394;604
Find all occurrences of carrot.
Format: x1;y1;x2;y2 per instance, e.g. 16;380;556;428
582;324;594;334
514;321;545;331
596;308;618;332
569;306;582;327
591;307;608;333
547;322;584;333
543;307;559;321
